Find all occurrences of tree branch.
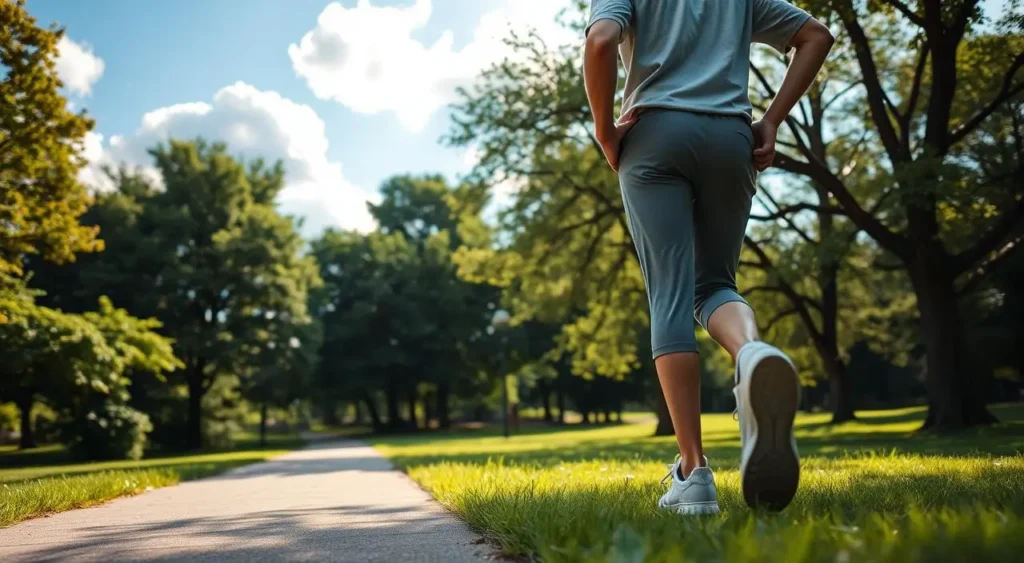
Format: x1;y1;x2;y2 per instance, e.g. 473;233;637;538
774;152;911;257
957;233;1024;296
881;88;904;123
753;191;820;245
902;44;929;153
749;201;845;221
881;0;927;27
762;308;799;333
743;237;824;341
952;198;1024;273
822;81;863;113
950;52;1024;146
837;0;907;163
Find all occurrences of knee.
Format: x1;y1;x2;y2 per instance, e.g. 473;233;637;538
694;287;747;331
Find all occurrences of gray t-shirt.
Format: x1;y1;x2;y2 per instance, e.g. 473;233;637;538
587;0;810;122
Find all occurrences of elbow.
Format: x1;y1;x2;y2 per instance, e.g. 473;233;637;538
585;21;621;56
823;27;837;50
793;19;835;52
811;20;836;50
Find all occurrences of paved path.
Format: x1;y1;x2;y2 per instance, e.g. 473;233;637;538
0;441;488;562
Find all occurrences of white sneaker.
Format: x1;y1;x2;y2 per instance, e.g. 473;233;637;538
734;342;801;511
657;456;721;515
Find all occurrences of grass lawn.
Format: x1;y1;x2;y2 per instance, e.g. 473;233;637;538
0;431;304;528
373;404;1024;562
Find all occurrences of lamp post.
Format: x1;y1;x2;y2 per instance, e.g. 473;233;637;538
491;309;511;438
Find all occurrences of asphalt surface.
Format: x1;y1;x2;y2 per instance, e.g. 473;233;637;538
0;440;488;562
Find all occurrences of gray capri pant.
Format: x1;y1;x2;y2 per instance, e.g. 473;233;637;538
618;109;756;358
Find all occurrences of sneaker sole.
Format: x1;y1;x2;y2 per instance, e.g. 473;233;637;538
742;354;800;511
662;501;721;516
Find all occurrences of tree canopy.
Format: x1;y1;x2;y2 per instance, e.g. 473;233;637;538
0;0;100;284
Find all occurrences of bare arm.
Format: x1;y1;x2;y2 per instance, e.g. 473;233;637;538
754;19;835;170
584;20;635;171
765;19;835;126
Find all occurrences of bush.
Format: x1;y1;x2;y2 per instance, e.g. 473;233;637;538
60;404;153;461
201;417;240;450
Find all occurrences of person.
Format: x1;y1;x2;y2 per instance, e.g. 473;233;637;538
583;0;834;514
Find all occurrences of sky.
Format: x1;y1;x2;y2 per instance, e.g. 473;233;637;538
28;0;576;236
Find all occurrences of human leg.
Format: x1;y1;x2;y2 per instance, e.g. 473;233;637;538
618;113;714;500
691;114;801;510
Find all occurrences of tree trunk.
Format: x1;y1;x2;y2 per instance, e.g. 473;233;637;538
437;383;451;429
539;380;553;423
259;403;268;447
652;387;674;436
811;161;857;425
361;393;382;430
323;401;340;426
186;367;205;450
911;256;997;429
555;386;566;424
16;393;35;450
385;380;401;430
827;360;856;423
407;390;419;430
424;391;435;429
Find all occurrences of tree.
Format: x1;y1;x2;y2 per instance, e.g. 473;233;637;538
312;175;497;431
0;291;179;453
0;0;100;285
764;1;1023;428
312;229;427;430
371;175;498;429
31;140;320;448
0;290;105;449
240;317;321;446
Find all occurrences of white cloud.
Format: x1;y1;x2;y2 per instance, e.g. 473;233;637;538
289;0;575;131
79;82;377;235
55;36;105;96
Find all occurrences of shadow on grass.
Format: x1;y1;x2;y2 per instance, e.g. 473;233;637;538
379;404;1024;470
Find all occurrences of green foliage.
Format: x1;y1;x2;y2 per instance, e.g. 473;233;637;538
0;0;101;282
313;175;498;429
28;139;321;449
0;293;121;405
59;404;153;461
0;288;179;457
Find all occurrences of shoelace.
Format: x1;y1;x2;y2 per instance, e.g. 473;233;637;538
660;454;681;485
